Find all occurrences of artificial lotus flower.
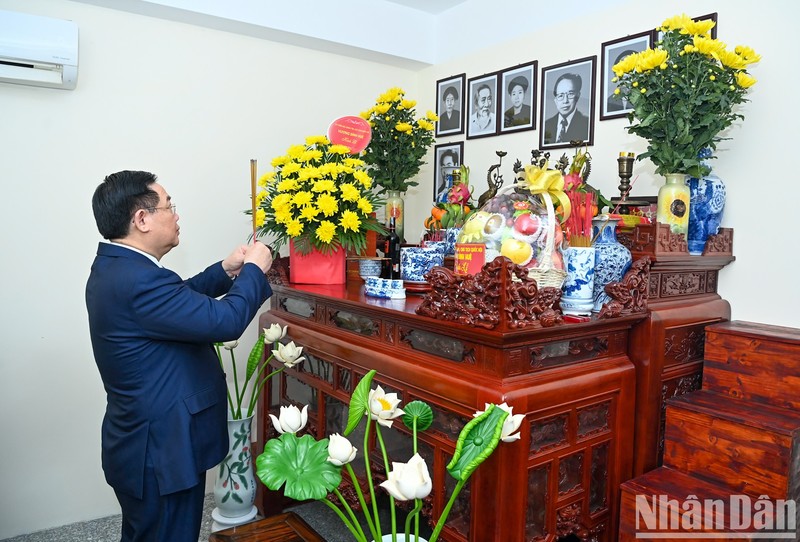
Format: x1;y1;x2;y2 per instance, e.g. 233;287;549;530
269;404;309;434
380;453;432;501
368;385;405;428
474;402;524;442
263;323;287;343
326;433;357;466
215;325;298;420
272;341;306;368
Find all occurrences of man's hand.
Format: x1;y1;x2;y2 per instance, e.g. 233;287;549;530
222;245;248;278
243;242;273;274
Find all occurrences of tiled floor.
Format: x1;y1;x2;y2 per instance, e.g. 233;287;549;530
0;494;421;542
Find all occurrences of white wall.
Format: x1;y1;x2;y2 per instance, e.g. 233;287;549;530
0;0;797;538
0;0;417;537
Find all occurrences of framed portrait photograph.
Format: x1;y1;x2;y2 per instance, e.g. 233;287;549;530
539;56;597;150
435;74;465;137
499;61;537;134
433;142;463;203
600;31;652;120
466;73;499;140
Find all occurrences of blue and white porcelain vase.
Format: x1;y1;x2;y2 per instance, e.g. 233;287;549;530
444;227;461;256
561;246;595;316
687;149;726;256
591;217;632;313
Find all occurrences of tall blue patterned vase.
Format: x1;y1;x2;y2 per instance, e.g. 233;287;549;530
591;217;632;313
687;157;726;255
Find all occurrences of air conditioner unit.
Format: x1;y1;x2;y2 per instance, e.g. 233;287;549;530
0;9;79;90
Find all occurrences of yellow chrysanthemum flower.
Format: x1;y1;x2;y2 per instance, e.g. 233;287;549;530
329;144;351;155
636;48;668;72
300;205;320;221
417;119;434;131
339;183;361;202
692;36;726;57
682;19;715;36
426;110;439;122
395;122;413;133
305;135;329;146
286;144;306;159
315;221;337;244
291;191;313;207
660;13;693;32
277;178;299;193
258;171;276;187
270;155;289;169
400;99;416;109
376;103;391;115
285;219;304;237
281;162;301;176
358;110;371;120
357;197;373;215
255;190;268;207
274;206;293;224
353;169;373;189
272;193;292;210
316;193;339;217
312;179;337;193
735;45;762;65
613;51;639;77
254;208;266;228
717;49;748;70
300;149;323;163
735;71;757;88
339;210;361;232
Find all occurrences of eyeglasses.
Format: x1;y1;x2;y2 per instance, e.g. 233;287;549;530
555;91;577;101
147;204;177;215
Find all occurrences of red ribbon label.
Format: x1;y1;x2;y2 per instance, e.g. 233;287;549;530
327;116;372;154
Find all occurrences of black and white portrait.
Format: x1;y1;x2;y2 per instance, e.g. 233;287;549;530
500;62;537;134
466;73;498;139
540;56;596;149
435;74;465;137
600;31;651;120
433;142;463;203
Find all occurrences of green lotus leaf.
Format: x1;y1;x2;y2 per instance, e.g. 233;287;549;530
344;369;376;436
256;433;341;501
402;400;433;432
446;405;508;482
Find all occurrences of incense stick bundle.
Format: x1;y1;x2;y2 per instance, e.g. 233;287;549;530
250;159;258;242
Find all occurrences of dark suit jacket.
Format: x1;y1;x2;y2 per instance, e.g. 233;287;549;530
543;110;589;144
85;243;271;498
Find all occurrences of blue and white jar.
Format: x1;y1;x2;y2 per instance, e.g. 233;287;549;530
592;217;632;313
444;227;461;256
561;246;595;316
687;153;726;256
400;246;445;282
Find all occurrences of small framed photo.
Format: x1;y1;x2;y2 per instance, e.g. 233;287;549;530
435;74;465;137
466;73;499;139
433;142;463;203
539;56;596;150
600;31;652;120
499;61;537;134
653;12;718;43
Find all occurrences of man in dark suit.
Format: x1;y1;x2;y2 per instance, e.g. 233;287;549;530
543;72;589;145
438;85;460;131
86;170;273;542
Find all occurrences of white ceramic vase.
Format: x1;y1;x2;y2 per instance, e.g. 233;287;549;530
211;411;258;531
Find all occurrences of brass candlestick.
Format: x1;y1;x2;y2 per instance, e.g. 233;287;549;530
610;152;647;214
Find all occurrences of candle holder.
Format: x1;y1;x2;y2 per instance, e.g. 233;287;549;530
610;152;648;214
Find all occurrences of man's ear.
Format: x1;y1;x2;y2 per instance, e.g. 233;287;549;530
131;209;151;233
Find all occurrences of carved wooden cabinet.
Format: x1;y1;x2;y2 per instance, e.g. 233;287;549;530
617;223;734;475
255;280;645;542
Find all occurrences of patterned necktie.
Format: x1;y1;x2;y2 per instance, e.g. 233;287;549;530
557;118;568;142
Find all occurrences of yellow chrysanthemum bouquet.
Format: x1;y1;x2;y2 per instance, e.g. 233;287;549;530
253;135;384;255
613;14;760;177
360;87;438;194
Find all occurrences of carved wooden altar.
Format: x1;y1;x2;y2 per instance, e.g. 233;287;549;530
256;259;646;541
616;222;734;475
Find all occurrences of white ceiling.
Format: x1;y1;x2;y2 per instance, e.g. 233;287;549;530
71;0;626;68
